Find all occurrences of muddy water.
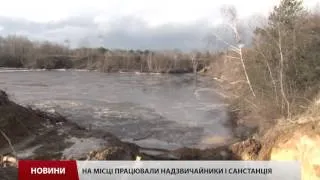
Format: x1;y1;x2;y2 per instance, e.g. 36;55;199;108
0;69;231;150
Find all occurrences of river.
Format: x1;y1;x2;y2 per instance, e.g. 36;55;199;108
0;69;232;150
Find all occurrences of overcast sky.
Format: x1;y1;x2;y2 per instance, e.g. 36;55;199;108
0;0;319;50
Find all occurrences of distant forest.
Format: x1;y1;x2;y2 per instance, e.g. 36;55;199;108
0;35;222;73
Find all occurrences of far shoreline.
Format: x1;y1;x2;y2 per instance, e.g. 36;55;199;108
0;67;208;76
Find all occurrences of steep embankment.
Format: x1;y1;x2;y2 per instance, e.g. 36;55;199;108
258;120;320;180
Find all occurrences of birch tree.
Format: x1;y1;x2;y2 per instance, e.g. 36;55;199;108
219;5;256;97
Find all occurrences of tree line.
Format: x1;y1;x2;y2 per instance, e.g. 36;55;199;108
218;0;320;121
0;36;214;73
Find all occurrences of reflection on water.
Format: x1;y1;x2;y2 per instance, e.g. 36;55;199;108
0;70;231;149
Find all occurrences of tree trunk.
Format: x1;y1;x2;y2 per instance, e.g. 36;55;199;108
278;26;291;119
239;48;256;97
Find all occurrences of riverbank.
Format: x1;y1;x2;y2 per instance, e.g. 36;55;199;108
0;90;141;160
0;89;261;167
1;81;320;180
1;86;318;160
0;67;192;74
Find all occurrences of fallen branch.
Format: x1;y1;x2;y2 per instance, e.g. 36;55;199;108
0;130;16;156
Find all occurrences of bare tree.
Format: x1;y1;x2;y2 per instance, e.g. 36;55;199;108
190;51;199;75
102;51;111;72
277;20;291;118
217;5;256;97
146;51;153;72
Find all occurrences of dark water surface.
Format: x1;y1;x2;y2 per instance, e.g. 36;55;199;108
0;69;231;150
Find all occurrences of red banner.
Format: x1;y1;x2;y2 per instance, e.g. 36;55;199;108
18;160;79;180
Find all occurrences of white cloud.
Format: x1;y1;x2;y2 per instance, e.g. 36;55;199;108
0;0;318;50
1;0;318;24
